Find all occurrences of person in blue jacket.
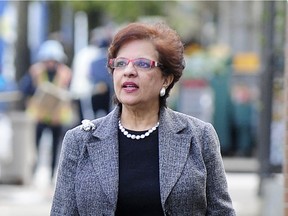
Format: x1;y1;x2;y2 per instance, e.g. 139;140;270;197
89;30;113;118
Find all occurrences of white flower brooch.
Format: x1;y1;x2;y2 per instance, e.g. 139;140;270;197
81;119;96;131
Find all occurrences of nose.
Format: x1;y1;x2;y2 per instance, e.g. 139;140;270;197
123;61;137;77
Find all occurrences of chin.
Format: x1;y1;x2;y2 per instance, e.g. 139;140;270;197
120;99;142;107
122;101;139;107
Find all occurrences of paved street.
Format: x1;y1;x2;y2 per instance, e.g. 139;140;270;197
0;171;263;216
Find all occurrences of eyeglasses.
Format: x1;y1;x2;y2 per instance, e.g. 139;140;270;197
109;57;161;70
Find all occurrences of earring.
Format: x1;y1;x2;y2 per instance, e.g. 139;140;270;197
160;87;166;97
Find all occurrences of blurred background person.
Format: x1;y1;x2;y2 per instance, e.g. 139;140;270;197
231;84;254;157
70;25;114;122
69;29;101;123
18;40;72;182
89;26;114;118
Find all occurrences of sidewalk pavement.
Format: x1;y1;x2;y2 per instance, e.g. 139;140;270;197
0;156;283;216
227;173;261;216
0;171;263;216
0;119;282;215
0;184;52;216
223;157;284;216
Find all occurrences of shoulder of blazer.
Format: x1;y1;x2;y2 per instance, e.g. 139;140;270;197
163;107;211;132
62;117;108;158
75;107;120;141
78;106;119;132
166;109;220;160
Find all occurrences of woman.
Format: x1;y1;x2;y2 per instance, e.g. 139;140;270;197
51;22;235;216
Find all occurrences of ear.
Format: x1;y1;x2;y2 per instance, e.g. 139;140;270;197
163;74;174;87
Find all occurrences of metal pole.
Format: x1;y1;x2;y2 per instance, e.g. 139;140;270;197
14;1;30;82
283;2;288;215
257;0;275;195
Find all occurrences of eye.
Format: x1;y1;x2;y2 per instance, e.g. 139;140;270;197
115;58;128;67
134;59;151;68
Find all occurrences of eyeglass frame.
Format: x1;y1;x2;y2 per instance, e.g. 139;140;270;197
108;57;162;70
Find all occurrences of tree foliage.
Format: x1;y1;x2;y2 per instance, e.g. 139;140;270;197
68;1;171;25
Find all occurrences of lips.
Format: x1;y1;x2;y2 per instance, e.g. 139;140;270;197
122;81;139;90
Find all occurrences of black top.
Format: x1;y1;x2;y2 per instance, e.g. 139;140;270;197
116;127;164;216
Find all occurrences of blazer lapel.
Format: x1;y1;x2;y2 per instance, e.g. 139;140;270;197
82;107;192;208
158;108;192;206
86;108;120;208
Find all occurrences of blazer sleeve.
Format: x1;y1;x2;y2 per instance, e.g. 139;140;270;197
50;129;80;216
202;123;236;216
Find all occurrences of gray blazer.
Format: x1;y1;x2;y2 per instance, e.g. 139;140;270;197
51;106;235;216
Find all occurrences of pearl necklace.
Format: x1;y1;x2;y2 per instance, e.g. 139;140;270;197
118;120;159;140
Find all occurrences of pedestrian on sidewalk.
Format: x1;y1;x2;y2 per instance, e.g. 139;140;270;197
51;22;235;215
19;40;72;181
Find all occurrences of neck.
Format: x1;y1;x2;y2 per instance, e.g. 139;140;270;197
120;105;159;131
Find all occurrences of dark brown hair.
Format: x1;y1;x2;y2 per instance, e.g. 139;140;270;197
108;22;185;107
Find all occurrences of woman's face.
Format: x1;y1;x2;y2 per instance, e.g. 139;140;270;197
112;40;170;109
